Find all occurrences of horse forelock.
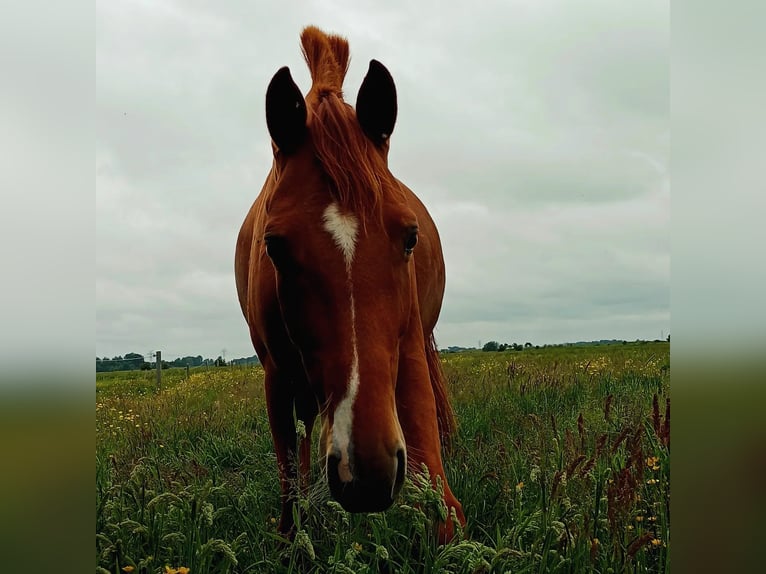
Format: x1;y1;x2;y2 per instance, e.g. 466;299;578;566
296;26;403;221
301;26;349;96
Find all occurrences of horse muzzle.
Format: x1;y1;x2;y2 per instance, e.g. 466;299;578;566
326;447;406;512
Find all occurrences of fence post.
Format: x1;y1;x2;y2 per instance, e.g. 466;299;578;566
186;364;190;379
155;350;162;391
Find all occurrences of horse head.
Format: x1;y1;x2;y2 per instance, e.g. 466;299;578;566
260;27;419;511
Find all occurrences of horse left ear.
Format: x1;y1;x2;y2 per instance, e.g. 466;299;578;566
356;59;397;146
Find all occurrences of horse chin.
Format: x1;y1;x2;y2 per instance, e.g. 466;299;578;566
329;480;398;513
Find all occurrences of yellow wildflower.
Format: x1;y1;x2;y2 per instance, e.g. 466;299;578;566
646;456;660;467
353;542;362;552
121;567;135;573
178;568;190;574
646;478;659;485
165;567;177;574
515;481;524;492
635;515;644;522
651;538;662;547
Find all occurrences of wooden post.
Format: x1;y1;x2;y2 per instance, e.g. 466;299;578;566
186;364;190;379
155;350;162;391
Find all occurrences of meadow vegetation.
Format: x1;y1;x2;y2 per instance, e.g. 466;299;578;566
96;342;669;573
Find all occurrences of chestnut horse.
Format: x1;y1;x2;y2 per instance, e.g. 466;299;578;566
235;26;464;542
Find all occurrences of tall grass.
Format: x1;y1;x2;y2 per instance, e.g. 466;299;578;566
96;342;669;573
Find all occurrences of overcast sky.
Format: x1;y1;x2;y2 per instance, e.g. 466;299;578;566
96;0;668;360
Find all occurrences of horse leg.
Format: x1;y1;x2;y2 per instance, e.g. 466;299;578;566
396;344;465;544
264;364;299;536
294;390;319;494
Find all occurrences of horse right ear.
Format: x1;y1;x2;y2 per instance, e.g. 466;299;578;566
266;67;307;155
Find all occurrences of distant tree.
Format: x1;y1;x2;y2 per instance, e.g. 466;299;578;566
666;334;670;342
214;355;227;367
123;352;144;369
482;341;499;352
524;342;532;348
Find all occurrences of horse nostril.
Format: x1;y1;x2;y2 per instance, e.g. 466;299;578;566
326;452;341;483
393;447;406;497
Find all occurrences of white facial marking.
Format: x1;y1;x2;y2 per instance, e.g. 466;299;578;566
332;319;358;483
322;203;359;269
322;203;360;482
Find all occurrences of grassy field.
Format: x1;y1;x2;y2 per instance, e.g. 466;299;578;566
96;342;670;573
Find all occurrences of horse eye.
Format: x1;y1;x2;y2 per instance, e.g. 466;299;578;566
404;230;418;255
264;235;288;262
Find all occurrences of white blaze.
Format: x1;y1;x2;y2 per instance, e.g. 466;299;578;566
322;203;360;482
322;203;358;270
332;322;358;482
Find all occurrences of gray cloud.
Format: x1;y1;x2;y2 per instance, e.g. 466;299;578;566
97;0;668;359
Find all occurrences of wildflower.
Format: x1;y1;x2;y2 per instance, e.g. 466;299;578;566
121;567;135;573
515;481;524;492
202;502;214;526
178;568;190;574
646;456;660;468
353;542;362;552
627;524;634;531
646;478;659;485
270;517;276;524
165;567;177;574
651;538;662;547
635;515;644;522
294;529;316;560
296;419;307;440
648;516;657;522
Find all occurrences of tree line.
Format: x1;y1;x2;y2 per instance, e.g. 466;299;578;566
479;337;669;352
96;352;260;372
481;341;535;352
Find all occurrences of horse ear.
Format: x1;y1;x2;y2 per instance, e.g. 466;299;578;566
356;59;397;146
266;67;307;155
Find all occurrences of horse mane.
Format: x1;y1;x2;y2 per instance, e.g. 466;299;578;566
300;26;402;218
